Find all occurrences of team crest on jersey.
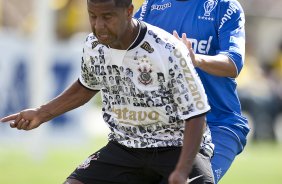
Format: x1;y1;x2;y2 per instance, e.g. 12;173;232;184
204;0;218;16
137;55;153;85
141;41;154;53
77;152;100;169
199;0;217;21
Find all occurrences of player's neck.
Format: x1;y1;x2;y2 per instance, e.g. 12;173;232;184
126;19;141;49
110;19;140;50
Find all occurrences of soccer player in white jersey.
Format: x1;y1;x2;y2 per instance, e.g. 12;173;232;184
1;0;214;183
135;0;250;183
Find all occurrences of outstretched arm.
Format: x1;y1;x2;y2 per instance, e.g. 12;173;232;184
169;115;205;184
0;80;98;130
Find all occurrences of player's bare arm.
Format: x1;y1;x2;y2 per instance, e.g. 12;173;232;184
169;115;205;184
173;31;237;78
0;80;98;130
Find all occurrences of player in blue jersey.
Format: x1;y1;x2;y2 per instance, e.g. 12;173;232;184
135;0;250;183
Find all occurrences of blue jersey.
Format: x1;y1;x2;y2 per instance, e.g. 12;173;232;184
135;0;249;143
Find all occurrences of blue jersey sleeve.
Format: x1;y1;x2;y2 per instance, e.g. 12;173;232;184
217;0;246;74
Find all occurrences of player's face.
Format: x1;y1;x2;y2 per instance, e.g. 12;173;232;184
87;1;133;49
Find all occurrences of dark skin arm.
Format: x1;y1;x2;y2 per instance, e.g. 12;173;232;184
0;80;98;130
169;115;205;184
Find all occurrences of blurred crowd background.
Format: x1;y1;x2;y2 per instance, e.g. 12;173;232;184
0;0;281;143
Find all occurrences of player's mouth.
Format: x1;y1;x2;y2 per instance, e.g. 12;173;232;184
96;33;110;43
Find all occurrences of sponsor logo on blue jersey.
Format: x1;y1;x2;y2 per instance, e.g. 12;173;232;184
190;36;213;54
138;0;149;21
219;2;240;29
151;2;171;11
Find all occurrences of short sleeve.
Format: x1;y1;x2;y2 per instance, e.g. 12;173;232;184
79;35;102;90
169;41;210;120
217;0;246;75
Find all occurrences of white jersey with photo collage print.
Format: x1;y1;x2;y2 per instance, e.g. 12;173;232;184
79;19;213;154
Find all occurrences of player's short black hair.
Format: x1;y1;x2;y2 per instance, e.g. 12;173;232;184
87;0;132;8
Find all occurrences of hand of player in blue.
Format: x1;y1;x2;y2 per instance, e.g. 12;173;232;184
173;30;200;68
0;109;44;130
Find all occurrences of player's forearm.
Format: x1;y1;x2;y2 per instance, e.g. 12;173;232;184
196;54;237;77
174;116;205;177
37;80;97;123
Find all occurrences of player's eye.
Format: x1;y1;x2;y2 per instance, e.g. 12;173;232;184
103;15;113;20
89;14;97;19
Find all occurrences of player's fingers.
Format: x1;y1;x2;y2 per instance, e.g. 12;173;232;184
183;38;194;56
189;49;197;67
181;33;190;48
188;46;193;56
26;121;40;131
187;39;192;49
11;113;24;128
21;120;31;130
26;124;35;131
182;33;187;41
0;113;19;122
173;30;180;40
16;119;26;130
0;113;21;129
181;33;191;49
10;122;17;128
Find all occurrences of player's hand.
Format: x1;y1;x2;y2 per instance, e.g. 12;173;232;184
0;108;44;130
173;30;199;67
169;170;188;184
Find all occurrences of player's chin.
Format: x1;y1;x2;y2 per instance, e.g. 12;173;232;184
97;38;111;46
96;34;111;44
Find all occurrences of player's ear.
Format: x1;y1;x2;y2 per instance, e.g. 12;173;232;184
127;4;134;18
